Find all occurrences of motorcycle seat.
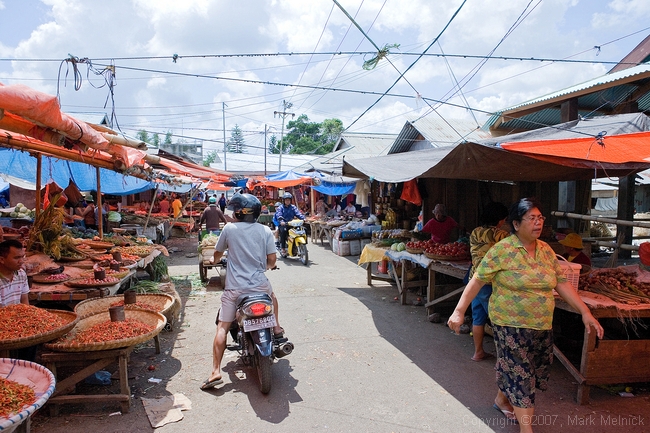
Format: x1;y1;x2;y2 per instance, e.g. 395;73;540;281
236;292;273;308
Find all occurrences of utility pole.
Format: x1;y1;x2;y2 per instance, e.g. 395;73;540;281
222;102;227;171
274;100;294;171
264;124;268;176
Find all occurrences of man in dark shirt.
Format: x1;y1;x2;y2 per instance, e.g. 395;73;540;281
199;197;229;234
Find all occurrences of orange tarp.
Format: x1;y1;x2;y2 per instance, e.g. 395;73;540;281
501;131;650;165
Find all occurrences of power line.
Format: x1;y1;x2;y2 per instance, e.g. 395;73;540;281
3;51;647;66
342;0;467;130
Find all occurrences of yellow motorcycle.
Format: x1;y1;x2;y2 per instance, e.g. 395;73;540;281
281;219;309;265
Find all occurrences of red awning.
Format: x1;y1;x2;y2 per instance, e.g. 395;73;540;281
500;131;650;167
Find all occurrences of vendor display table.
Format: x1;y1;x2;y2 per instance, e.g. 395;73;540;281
553;291;650;405
29;268;135;303
308;221;335;246
40;346;133;415
358;244;469;306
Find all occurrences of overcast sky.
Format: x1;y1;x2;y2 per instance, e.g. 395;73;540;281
2;0;650;158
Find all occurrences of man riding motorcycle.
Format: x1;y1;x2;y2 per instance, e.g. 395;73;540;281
274;192;305;256
202;193;284;390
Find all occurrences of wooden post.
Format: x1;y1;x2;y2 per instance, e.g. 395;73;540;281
35;154;42;217
143;184;160;231
96;166;103;239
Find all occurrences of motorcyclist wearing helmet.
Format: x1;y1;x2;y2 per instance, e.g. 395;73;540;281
274;192;305;256
199;196;229;235
204;193;284;390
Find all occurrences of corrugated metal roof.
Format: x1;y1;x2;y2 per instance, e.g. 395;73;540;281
389;117;491;154
503;63;650;113
334;132;397;156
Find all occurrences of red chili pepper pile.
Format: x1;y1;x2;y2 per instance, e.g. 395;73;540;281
0;304;66;340
110;300;157;311
0;377;36;418
63;319;154;344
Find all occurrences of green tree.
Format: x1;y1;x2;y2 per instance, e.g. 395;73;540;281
151;133;160;147
268;115;344;155
203;149;218;167
227;125;246;153
268;135;278;154
164;132;173;146
136;130;150;144
320;118;344;154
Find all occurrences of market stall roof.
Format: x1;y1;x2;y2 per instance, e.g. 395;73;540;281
0;149;153;195
259;170;312;188
342;113;650;182
342;146;457;183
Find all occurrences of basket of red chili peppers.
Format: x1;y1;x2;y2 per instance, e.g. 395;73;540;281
74;293;174;319
0;358;56;431
44;309;166;352
0;305;79;351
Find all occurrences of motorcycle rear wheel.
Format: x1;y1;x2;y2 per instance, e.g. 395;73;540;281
298;244;308;265
254;349;273;394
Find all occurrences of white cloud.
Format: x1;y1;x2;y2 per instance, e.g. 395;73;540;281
1;0;648;143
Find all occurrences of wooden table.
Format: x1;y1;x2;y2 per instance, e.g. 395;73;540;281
29;269;135;304
553;292;650;404
424;262;468;314
41;346;134;415
359;244;468;306
308;221;334;246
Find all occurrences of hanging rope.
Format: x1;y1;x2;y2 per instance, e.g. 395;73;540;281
362;43;400;70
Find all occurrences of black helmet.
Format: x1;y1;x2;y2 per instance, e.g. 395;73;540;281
282;192;293;200
227;193;261;222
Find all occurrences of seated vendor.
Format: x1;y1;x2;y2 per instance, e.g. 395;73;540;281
559;233;591;266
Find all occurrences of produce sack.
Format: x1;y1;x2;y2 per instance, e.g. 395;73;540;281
43;181;67;208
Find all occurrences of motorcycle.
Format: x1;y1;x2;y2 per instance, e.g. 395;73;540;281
280;219;309;265
224;292;293;394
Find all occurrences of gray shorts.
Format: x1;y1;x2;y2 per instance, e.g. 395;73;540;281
217;283;273;323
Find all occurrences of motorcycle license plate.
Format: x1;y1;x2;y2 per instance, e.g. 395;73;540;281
242;314;277;332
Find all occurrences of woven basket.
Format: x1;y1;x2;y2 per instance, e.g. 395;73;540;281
405;248;424;255
44;309;166;352
0;310;78;351
423;252;469;261
74;293;174;319
79;267;131;280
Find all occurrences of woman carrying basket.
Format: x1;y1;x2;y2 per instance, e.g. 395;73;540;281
448;197;603;433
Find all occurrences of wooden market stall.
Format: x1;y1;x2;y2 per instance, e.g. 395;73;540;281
343;114;650;403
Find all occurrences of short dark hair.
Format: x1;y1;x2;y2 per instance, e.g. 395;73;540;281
508;197;542;232
0;239;24;257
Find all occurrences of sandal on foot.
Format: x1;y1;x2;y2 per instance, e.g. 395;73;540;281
492;403;518;424
200;377;223;390
273;327;285;338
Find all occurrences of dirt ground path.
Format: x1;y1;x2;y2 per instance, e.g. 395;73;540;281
29;234;650;433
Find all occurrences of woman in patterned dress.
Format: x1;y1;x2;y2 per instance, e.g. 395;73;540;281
448;197;603;433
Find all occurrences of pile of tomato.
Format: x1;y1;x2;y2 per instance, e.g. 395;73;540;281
405;240;429;250
424;241;469;258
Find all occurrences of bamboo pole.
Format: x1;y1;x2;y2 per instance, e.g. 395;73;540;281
96;166;103;239
35;155;41;217
551;211;650;229
0;136;153;180
143;184;160;232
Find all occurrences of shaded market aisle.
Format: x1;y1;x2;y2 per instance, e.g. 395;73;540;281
32;235;649;433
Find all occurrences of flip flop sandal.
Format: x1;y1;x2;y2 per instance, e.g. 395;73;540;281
471;353;495;362
492;403;518;424
273;327;285;339
200;377;223;390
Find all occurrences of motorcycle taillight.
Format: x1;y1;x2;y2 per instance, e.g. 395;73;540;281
244;302;272;317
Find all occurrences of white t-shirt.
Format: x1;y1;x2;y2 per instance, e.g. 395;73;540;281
345;204;356;213
215;222;276;291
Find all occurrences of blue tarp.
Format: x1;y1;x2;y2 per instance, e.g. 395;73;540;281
311;180;356;196
0;149;153;195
